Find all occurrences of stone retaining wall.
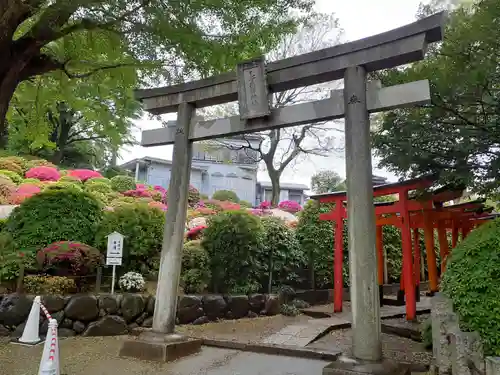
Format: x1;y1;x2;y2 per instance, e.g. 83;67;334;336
431;293;500;375
0;293;282;338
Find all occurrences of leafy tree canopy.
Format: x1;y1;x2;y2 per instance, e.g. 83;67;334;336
1;0;314;138
310;170;345;194
372;0;500;195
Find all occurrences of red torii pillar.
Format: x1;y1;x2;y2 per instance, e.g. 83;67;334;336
315;176;436;320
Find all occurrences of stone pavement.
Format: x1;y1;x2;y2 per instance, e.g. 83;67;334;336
261;298;431;348
0;336;329;375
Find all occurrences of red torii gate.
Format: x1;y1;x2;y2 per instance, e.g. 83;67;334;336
310;176;495;320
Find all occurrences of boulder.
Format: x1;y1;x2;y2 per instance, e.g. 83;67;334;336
202;295;227;321
263;295;280;316
82;316;128;336
40;311;64;334
226;295;249;319
248;294;266;313
121;294;145;322
41;295;65;313
146;296;155;315
177;295;203;324
0;294;33;327
135;312;148;326
98;294;120;314
72;321;86;334
58;328;76;337
61;319;73;329
142;317;153;328
12;323;25;338
64;295;99;321
247;311;258;318
192;316;210;325
0;325;9;336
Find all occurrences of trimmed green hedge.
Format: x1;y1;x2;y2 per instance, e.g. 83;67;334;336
441;218;500;356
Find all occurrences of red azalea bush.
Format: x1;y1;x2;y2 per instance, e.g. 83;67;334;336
218;201;241;211
123;189;152;198
259;201;271;209
25;166;60;181
67;169;102;181
186;225;207;241
278;200;303;214
196;207;217;216
36;241;103;277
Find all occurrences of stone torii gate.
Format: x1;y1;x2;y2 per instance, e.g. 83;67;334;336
120;12;446;370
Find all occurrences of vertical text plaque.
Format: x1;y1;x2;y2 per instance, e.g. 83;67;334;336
236;57;270;120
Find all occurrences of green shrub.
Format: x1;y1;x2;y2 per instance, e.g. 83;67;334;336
43;181;83;192
22;178;43;186
85;181;113;194
200;193;209;200
86;177;111;186
259;216;305;292
110;175;136;192
0;232;22;282
181;240;211;293
212;190;239;202
0;218;7;232
5;189;103;255
295;200;347;288
0;156;28;173
23;275;76;295
95;203;165;274
0;170;22;184
441;218;500;356
59;175;82;184
421;317;432;349
239;200;253;208
202;210;263;293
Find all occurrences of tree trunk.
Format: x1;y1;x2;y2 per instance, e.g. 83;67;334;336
0;73;19;148
269;170;281;206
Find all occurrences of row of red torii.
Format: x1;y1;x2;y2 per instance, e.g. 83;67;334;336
310;175;497;321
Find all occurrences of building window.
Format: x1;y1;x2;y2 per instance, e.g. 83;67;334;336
288;190;302;203
264;189;273;202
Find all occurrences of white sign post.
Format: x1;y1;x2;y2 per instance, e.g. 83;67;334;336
106;231;124;294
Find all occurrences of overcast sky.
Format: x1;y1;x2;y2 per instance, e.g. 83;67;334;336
121;0;429;188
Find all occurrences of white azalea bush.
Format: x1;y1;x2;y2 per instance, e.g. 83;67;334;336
118;271;146;292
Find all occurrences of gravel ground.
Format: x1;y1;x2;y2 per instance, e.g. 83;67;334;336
176;315;311;343
0;315;313;375
0;336;329;375
308;328;432;365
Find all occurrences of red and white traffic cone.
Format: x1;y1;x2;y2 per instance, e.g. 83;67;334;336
18;295;42;345
38;319;60;375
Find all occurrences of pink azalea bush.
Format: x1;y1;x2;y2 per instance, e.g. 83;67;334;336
136;183;146;189
67;169;102;181
9;183;42;204
278;200;303;213
249;208;265;216
25;166;60;181
17;183;41;195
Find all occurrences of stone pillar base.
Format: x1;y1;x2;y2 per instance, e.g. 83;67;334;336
119;331;202;362
323;355;410;375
